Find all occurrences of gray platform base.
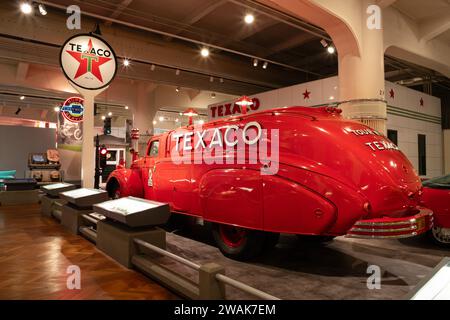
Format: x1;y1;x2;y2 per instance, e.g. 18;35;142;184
61;204;93;234
97;220;166;268
41;195;67;217
0;190;40;206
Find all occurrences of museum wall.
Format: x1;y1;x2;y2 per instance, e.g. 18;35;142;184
208;77;443;178
0;125;56;178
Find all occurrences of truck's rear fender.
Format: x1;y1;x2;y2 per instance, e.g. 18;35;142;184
271;163;370;235
106;168;144;198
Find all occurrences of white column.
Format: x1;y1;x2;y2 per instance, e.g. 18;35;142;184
71;84;108;188
338;0;387;134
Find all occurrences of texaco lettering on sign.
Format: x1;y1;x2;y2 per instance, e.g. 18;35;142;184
60;34;117;90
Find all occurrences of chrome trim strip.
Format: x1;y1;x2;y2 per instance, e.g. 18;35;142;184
345;232;418;239
354;220;417;227
349;226;417;233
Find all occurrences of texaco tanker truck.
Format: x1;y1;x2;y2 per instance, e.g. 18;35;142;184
107;106;433;260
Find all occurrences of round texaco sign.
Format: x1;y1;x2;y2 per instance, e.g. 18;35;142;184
60;34;117;90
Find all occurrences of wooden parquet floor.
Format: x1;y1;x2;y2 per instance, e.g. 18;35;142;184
0;203;178;300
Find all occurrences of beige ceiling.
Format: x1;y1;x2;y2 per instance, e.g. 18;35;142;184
393;0;450;21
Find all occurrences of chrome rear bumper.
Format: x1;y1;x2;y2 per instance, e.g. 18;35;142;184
346;208;433;239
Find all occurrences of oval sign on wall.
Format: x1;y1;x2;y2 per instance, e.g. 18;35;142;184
60;34;117;90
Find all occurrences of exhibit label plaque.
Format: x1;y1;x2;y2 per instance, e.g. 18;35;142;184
93;196;170;227
60;188;108;207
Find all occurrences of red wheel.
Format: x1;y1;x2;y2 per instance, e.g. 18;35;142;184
218;225;247;248
107;180;121;199
113;188;121;199
211;223;267;260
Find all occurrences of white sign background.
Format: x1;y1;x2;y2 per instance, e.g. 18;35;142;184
60;34;117;90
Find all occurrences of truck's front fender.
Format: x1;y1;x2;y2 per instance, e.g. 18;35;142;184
106;168;144;198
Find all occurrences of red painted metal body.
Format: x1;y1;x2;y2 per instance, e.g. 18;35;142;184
421;185;450;229
107;106;433;238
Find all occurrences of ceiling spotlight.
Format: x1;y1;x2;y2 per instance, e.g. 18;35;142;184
20;95;25;100
320;39;328;48
125;105;129;110
200;47;210;57
54;106;60;112
20;2;33;15
38;4;47;16
175;69;180;76
15;107;22;115
176;86;180;92
123;59;130;67
101;115;106;120
211;92;216;99
158;116;164;122
327;46;335;54
152;120;157;125
253;58;258;67
175;118;179;122
150;64;156;71
209;76;214;83
244;14;254;24
108;111;112;116
262;61;268;69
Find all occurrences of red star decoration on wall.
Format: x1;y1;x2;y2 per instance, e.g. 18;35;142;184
66;39;112;83
389;88;395;99
302;89;311;99
420;97;424;106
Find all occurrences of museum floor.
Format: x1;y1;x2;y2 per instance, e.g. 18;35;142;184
0;203;449;300
0;203;177;299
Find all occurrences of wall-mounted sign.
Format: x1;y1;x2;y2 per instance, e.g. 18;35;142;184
61;96;84;123
57;97;84;151
60;33;117;90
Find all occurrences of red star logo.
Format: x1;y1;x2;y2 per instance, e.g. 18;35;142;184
66;39;112;83
389;88;395;99
302;89;311;99
420;97;424;106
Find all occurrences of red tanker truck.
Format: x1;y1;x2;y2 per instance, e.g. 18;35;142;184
106;106;433;259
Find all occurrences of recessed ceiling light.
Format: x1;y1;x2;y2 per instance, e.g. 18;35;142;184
209;76;214;82
253;58;258;67
327;46;335;54
175;69;180;76
108;112;112;116
38;4;47;16
101;115;106;120
125;106;129;110
54;106;60;112
244;14;254;24
176;87;180;92
20;95;25;100
20;2;33;15
150;64;156;71
153;120;157;125
200;47;209;57
123;59;130;66
262;61;268;69
175;118;179;122
159;116;164;122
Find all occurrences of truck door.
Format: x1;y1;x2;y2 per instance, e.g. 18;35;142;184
142;138;160;200
154;131;193;214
